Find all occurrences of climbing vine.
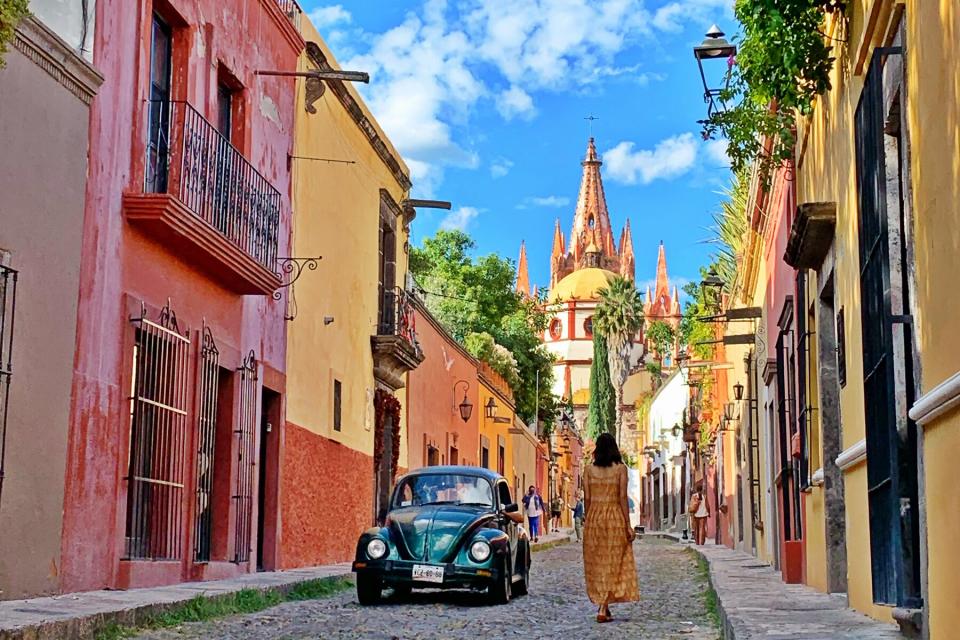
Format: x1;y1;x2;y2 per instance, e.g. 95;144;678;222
0;0;29;68
701;0;847;181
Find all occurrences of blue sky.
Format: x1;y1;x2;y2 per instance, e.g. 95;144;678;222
304;0;736;293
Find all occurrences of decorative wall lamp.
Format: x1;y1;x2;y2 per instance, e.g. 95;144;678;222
454;380;473;423
671;423;683;438
693;25;738;120
723;402;736;422
733;382;744;401
485;397;498;420
700;267;725;314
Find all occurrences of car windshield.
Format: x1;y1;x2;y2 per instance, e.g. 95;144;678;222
393;474;494;509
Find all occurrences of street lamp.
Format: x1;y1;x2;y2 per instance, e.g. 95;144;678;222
733;382;745;401
723;402;736;422
700;267;725;314
693;25;738;120
485;397;498;420
454;380;473;423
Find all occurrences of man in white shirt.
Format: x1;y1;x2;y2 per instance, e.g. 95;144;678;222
522;486;545;542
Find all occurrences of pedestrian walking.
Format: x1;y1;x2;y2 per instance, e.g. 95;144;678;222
523;485;545;542
582;433;639;623
570;491;585;542
550;495;563;532
690;483;709;545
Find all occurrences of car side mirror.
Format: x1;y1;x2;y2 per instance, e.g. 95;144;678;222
502;503;519;514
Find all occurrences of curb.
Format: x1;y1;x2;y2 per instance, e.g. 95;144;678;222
0;571;353;640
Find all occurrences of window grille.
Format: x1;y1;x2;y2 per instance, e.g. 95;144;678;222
795;272;816;490
233;351;257;563
856;46;921;608
194;325;219;562
125;302;191;560
333;379;342;431
0;265;18;510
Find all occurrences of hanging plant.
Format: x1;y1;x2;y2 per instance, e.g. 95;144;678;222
701;0;847;182
373;389;402;479
0;0;29;68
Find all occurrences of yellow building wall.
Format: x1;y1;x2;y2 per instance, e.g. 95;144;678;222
922;412;960;640
905;2;960;639
511;423;539;505
478;381;514;485
793;1;884;622
803;276;828;593
286;23;411;468
795;0;960;628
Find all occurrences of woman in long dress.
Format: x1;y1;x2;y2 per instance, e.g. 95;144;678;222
582;432;639;622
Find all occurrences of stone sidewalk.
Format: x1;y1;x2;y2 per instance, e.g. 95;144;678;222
684;538;905;639
0;529;574;640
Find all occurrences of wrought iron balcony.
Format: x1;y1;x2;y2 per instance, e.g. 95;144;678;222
124;100;283;295
371;287;424;390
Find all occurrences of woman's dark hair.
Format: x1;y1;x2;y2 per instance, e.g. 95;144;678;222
592;432;623;467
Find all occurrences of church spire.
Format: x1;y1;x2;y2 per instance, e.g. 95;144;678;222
618;218;635;281
516;241;531;298
570;137;616;268
655;241;669;301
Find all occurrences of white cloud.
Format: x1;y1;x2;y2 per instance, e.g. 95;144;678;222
440;206;480;231
705;138;729;167
333;0;730;195
490;157;514;178
653;0;735;32
524;195;570;208
496;85;537;120
308;5;352;29
603;134;700;184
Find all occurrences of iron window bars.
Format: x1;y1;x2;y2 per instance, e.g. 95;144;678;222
194;325;219;562
233;351;257;564
125;302;191;560
144;99;281;272
0;265;17;510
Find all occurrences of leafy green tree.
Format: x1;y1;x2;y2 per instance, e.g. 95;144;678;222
680;273;718;360
645;320;676;367
594;277;644;442
410;230;556;423
701;0;846;181
0;0;29;68
587;331;616;439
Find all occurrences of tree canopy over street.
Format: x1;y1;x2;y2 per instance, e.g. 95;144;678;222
410;230;556;423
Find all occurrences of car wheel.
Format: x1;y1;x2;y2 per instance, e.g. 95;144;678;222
488;557;511;605
357;573;382;606
513;543;530;596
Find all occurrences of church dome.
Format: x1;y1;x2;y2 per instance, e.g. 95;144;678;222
548;268;617;303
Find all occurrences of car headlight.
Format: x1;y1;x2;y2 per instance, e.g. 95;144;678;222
366;538;388;560
469;539;491;563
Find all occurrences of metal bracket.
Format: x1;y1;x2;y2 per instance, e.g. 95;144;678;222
273;256;322;301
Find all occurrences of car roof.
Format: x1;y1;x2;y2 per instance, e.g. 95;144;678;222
398;466;504;483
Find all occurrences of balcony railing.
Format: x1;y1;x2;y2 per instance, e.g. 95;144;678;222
143;100;280;272
378;287;420;354
275;0;302;30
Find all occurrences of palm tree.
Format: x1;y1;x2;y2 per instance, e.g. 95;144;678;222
594;277;644;445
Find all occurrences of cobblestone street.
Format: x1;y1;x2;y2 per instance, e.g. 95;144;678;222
133;539;718;640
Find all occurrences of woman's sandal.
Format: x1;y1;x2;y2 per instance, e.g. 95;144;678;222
596;607;613;623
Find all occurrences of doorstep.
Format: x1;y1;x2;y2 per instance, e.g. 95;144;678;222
0;563;352;640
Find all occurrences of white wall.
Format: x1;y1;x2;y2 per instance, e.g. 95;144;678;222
29;0;95;60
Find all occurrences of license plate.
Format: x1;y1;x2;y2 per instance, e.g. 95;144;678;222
411;564;444;583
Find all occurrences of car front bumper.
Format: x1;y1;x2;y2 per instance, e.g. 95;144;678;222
352;559;500;589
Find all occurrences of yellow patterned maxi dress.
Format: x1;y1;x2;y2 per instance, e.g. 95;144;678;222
582;463;640;605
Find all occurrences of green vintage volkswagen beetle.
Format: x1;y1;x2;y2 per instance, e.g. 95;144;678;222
352;466;531;605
